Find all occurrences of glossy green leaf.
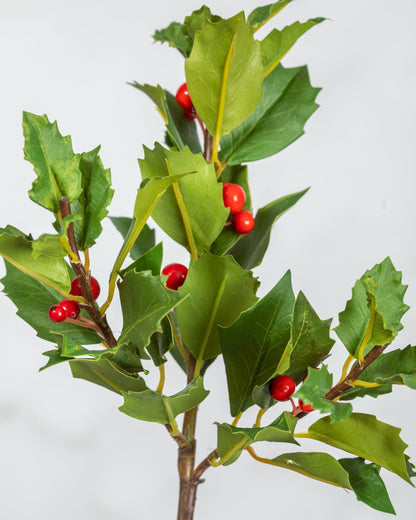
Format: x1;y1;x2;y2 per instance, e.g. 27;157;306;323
271;452;351;489
229;188;309;269
220;64;320;165
153;22;192;57
1;262;100;344
109;216;155;261
261;19;325;77
139;144;228;255
185;12;264;138
308;413;412;483
220;271;294;416
70;146;114;250
295;365;352;423
146;316;172;366
247;1;294;32
32;215;78;259
117;269;187;361
216;412;298;466
23;112;82;213
339;458;396;514
182;6;222;43
0;226;70;291
335;258;409;356
119;243;163;278
176;251;259;361
119;377;209;423
285;292;335;384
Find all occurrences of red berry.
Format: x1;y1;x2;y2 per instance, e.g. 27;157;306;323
223;183;246;215
162;263;188;290
269;375;296;401
183;107;196;120
70;277;100;300
48;305;67;323
176;83;194;111
59;299;81;319
233;210;254;234
298;399;314;413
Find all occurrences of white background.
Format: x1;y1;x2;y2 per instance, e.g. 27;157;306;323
1;0;416;518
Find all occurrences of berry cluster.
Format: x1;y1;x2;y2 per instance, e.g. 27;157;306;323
48;276;100;323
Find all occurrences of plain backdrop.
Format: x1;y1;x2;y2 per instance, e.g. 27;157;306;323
1;0;416;518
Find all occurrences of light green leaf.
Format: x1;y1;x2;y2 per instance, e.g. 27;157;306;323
176;251;259;362
185;12;264;138
308;413;412;484
182;6;222;43
295;365;352;423
119;377;209;423
32;215;78;259
220;64;320;165
229;188;309;269
339;458;396;514
220;271;295;416
139;144;228;255
153;22;192;57
70;146;114;250
285;292;335;384
247;1;294;32
261;19;325;77
23;112;82;213
119;243;163;278
109;216;155;261
117;269;187;360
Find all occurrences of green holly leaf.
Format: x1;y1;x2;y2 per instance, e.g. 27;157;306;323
69;146;114;251
109;216;155;261
185;12;264;139
295;365;352;423
117;269;187;361
247;1;294;32
139;144;228;255
146;316;172;367
210;165;252;256
270;452;352;489
229;188;309;269
1;262;100;345
119;243;163;278
335;258;409;357
119;377;209;423
339;458;396;514
176;251;259;362
0;226;70;291
216;411;298;466
23;112;82;213
220;64;320;165
153;22;192;57
308;413;412;484
285;292;335;384
182;6;222;43
32;215;78;259
220;271;294;416
261;19;325;77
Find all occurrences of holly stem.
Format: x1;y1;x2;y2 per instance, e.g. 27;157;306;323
232;412;243;427
156;364;166;393
254;408;266;428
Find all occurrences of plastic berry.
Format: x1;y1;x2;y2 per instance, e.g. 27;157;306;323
183;107;196;120
223;183;246;215
162;263;188;290
233;210;255;234
269;375;296;401
176;83;194;111
48;305;67;323
59;299;81;319
298;399;314;413
70;276;100;300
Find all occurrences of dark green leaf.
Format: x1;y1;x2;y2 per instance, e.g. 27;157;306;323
146;316;172;366
139;144;228;255
23;112;82;213
220;64;320;165
247;1;294;32
109;216;155;261
119;243;163;278
119;377;209;423
176;251;259;361
153;22;192;57
295;365;352;422
185;12;264;138
220;271;294;416
308;413;412;483
165;90;202;154
229;188;309;269
285;291;335;384
339;458;396;514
